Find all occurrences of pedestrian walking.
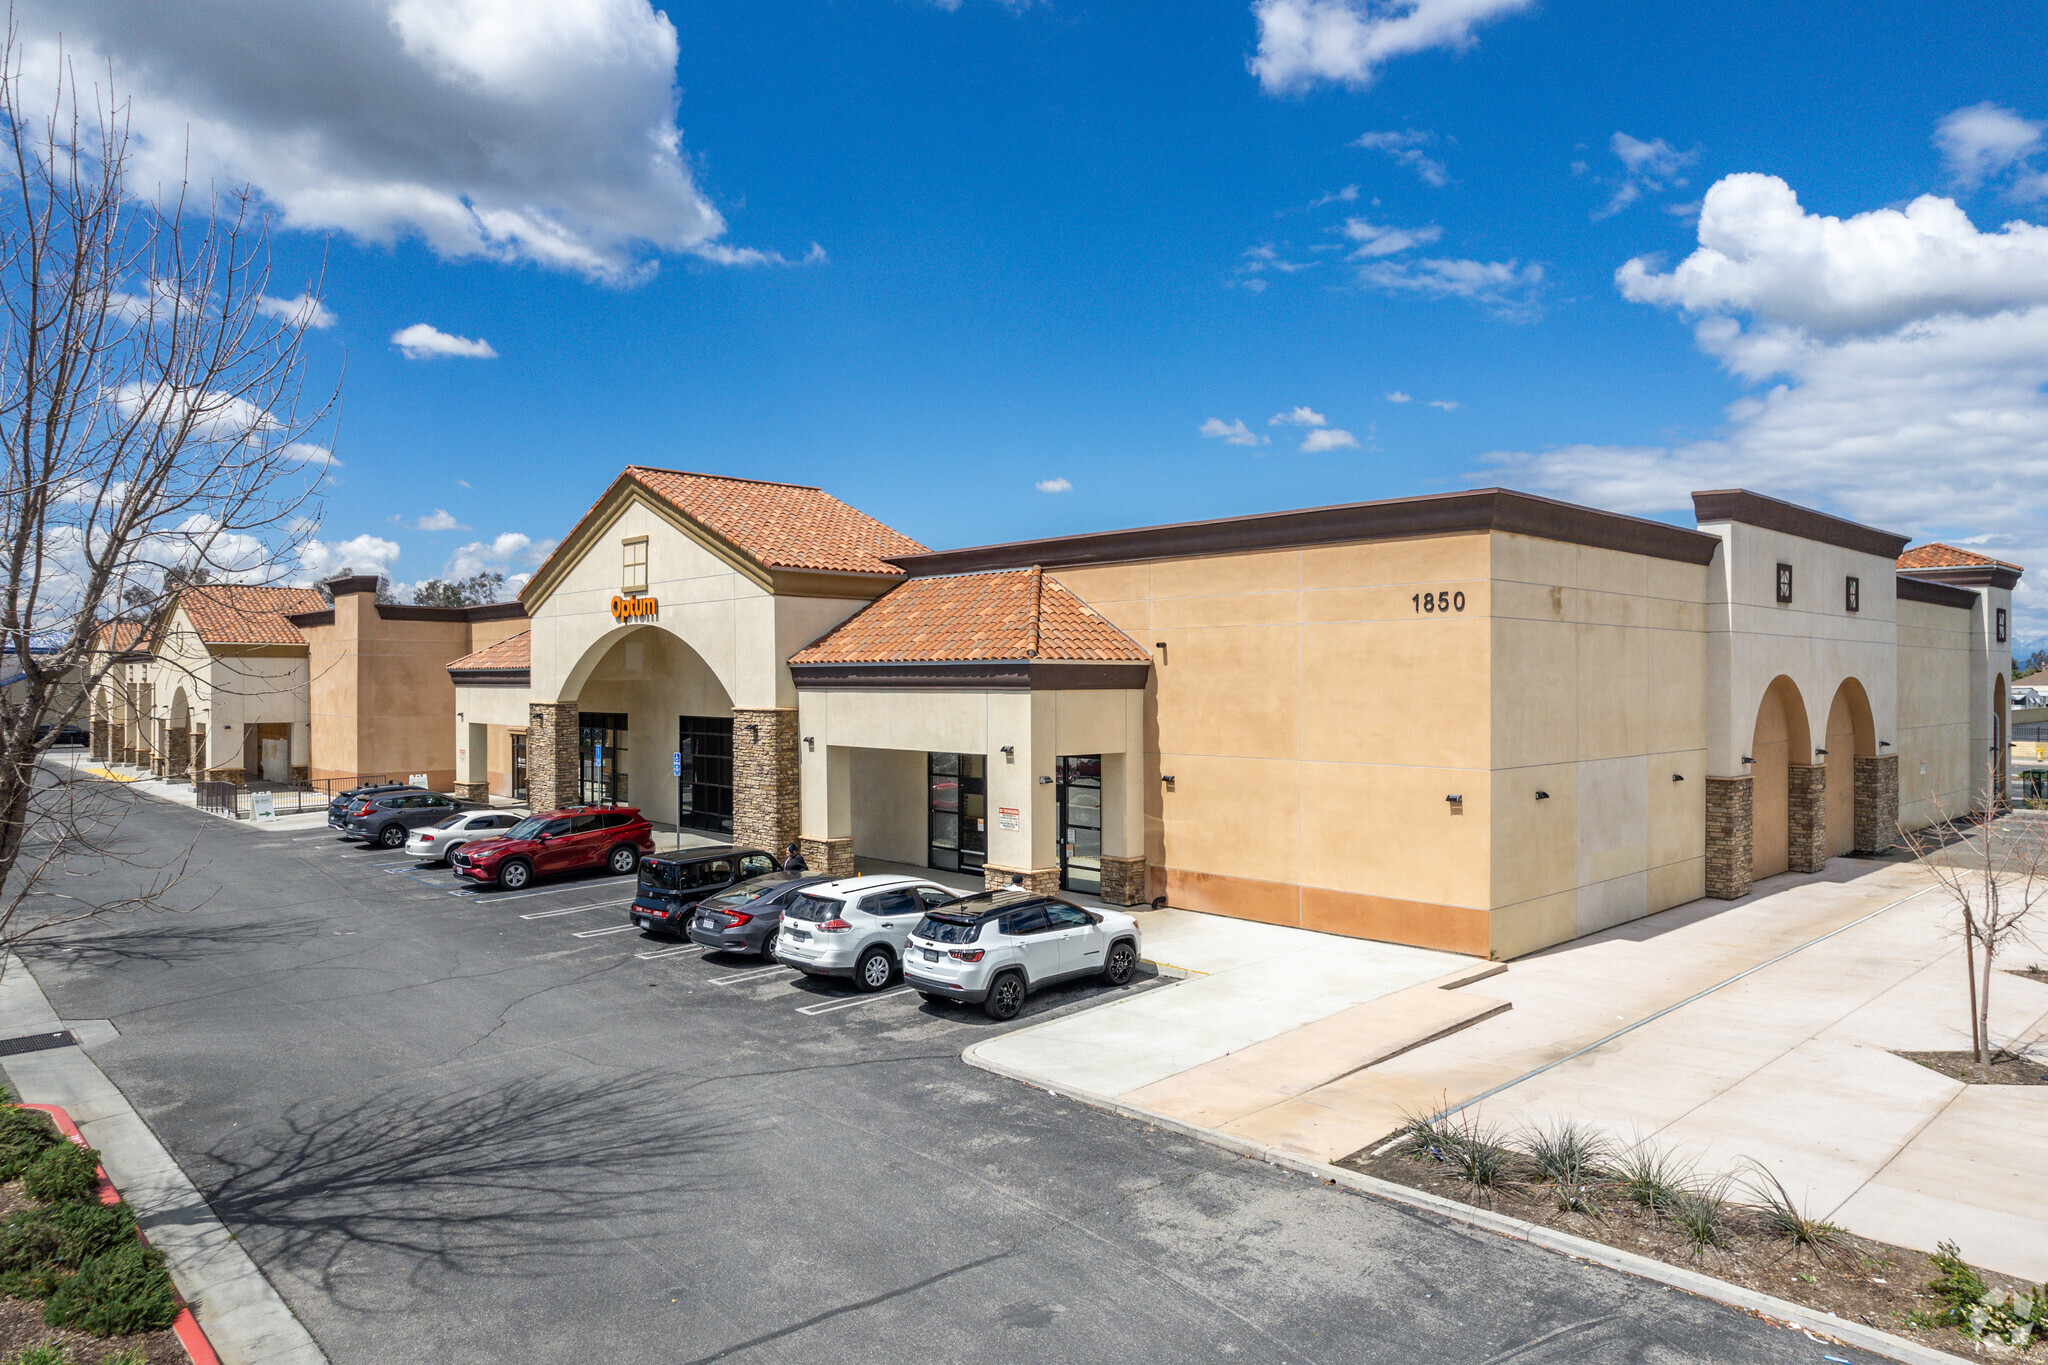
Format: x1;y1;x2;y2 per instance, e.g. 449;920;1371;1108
782;843;808;873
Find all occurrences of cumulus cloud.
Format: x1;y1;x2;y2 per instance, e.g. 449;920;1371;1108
1250;0;1535;94
1935;102;2046;199
255;293;338;329
1384;390;1412;403
1269;406;1328;427
1035;477;1072;493
1590;132;1697;219
296;533;402;583
1488;168;2048;629
279;442;338;467
392;323;498;359
1616;173;2048;337
1354;130;1450;187
13;0;792;283
1300;427;1361;452
1199;418;1267;447
415;509;468;531
446;530;557;580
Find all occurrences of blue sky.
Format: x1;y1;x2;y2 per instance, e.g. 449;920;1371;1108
30;0;2048;626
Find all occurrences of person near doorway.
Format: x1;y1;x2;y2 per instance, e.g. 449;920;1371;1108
782;843;808;873
1008;872;1024;887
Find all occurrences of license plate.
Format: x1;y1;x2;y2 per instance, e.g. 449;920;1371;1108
786;929;808;941
922;948;939;962
636;916;650;928
696;917;713;929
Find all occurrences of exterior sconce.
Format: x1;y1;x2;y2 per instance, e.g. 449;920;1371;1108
1814;747;1828;756
1000;745;1015;759
803;736;814;752
746;723;759;742
1879;740;1891;748
1741;756;1756;765
1446;794;1463;804
1534;790;1550;800
1038;775;1053;784
1154;642;1167;663
1672;774;1685;782
1161;774;1176;788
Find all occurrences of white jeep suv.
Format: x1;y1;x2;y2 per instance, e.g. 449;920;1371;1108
902;889;1142;1020
774;874;961;991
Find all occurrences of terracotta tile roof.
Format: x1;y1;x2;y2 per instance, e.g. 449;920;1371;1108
447;631;530;673
1898;542;2024;572
625;467;927;576
94;621;145;653
790;568;1151;664
179;584;327;646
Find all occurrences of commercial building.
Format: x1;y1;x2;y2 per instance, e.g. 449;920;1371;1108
449;468;2016;960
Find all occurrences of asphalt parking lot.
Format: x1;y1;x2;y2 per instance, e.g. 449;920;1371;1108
12;784;1860;1365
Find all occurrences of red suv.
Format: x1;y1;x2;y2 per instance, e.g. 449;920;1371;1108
451;805;655;890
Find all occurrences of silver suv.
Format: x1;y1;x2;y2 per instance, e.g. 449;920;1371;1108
902;889;1142;1020
774;874;960;991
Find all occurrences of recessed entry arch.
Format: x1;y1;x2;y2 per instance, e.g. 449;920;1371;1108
1823;677;1876;858
558;623;736;829
1750;674;1810;880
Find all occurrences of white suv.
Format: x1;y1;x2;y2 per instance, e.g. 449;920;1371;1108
774;875;961;991
903;889;1142;1020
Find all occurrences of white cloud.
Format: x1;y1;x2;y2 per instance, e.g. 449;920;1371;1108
392;323;498;360
1199;418;1267;447
1429;398;1460;410
1340;216;1444;257
1250;0;1534;94
1935;102;2046;198
296;533;402;583
279;441;339;467
456;478;472;489
255;293;338;329
446;530;557;579
415;509;468;531
1300;427;1361;452
12;0;790;284
1616;173;2048;337
1354;130;1450;187
1035;477;1072;493
1591;132;1697;219
1357;255;1545;318
1384;390;1412;403
1309;184;1361;209
1269;406;1327;427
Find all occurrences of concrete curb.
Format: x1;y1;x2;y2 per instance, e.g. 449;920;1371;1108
962;1041;1976;1365
0;959;328;1365
23;1102;222;1365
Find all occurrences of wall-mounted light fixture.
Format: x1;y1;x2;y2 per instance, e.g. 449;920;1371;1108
1879;740;1892;749
803;736;815;752
1446;794;1463;804
1000;745;1015;761
1161;774;1176;788
1814;747;1828;756
1741;756;1756;765
1534;790;1550;800
746;723;760;743
1672;773;1685;782
1154;642;1167;664
1038;775;1053;784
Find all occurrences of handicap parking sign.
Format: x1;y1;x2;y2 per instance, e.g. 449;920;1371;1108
672;752;682;776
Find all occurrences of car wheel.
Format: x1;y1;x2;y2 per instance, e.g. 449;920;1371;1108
982;970;1025;1021
854;946;894;992
607;844;639;875
759;928;779;960
377;824;406;849
498;858;533;890
1103;939;1137;985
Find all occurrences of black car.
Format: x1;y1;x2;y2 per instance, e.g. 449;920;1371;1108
327;782;418;829
341;791;474;847
34;722;89;747
628;846;779;939
684;874;833;958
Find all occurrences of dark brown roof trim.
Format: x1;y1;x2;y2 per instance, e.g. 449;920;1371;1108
1896;575;1980;609
325;574;382;597
375;604;478;622
285;609;336;628
1894;563;2022;591
464;601;529;622
1691;490;1908;559
790;660;1151;692
448;668;532;687
889;488;1721;578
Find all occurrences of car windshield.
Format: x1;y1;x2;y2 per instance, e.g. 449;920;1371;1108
699;885;762;912
913;913;983;944
638;861;681;894
785;893;843;923
504;816;555;841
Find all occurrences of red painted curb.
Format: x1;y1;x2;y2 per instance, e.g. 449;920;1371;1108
19;1104;223;1365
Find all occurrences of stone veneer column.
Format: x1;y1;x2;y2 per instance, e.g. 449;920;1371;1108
166;728;190;782
1098;855;1148;906
89;718;108;762
983;864;1060;894
800;837;856;878
525;701;581;813
731;708;800;854
1704;776;1753;900
1853;753;1899;855
452;781;490;802
110;723;127;766
1787;763;1828;874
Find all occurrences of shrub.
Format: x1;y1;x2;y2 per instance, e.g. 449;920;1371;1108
1443;1119;1514;1189
1742;1163;1843;1254
42;1240;179;1336
1606;1141;1691;1210
1395;1110;1458;1162
1907;1241;2048;1348
1661;1175;1735;1252
0;1202;140;1300
22;1142;101;1205
6;1342;68;1365
0;1109;60;1183
1524;1119;1611;1186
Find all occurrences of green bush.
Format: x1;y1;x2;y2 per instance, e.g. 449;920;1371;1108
22;1142;101;1205
0;1109;60;1183
42;1239;179;1336
0;1201;139;1300
1906;1241;2048;1348
5;1341;69;1365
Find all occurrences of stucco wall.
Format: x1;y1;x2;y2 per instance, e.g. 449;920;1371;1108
850;747;927;864
1897;596;1980;829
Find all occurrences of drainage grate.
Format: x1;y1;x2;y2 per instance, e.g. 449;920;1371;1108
0;1031;75;1058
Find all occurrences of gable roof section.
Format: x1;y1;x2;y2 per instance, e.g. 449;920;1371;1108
447;630;530;676
523;467;928;608
790;568;1151;665
94;621;146;654
1898;542;2024;591
179;584;326;647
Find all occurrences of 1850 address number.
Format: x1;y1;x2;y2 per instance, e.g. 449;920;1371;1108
1411;591;1466;614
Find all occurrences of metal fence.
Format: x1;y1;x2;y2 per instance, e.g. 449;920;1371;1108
194;781;238;816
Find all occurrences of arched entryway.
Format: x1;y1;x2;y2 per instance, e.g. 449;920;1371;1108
551;625;736;833
1823;678;1877;858
168;688;192;782
1750;675;1810;880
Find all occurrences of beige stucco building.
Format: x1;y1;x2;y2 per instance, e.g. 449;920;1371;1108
450;468;2017;960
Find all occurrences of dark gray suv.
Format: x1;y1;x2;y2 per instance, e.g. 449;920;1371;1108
341;791;474;848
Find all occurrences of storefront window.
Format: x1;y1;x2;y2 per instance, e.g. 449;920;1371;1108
676;715;734;834
929;752;986;872
579;712;627;804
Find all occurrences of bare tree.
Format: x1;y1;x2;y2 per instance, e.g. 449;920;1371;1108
0;35;335;953
1901;759;2046;1065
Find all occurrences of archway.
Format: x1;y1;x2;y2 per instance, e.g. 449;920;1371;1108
168;688;192;782
1823;678;1877;858
1750;675;1810;880
557;625;735;832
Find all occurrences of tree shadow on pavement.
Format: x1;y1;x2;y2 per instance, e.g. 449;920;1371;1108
190;1069;756;1304
16;914;327;975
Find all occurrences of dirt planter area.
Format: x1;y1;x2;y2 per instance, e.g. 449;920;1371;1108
1342;1129;2044;1361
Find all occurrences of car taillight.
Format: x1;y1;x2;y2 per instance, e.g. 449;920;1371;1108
722;911;753;927
819;918;852;933
949;949;985;962
419;834;434;843
355;804;374;815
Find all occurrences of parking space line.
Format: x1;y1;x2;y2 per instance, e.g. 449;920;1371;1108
707;965;786;986
634;945;704;961
795;987;911;1016
519;899;630;920
570;924;637;938
445;881;623;903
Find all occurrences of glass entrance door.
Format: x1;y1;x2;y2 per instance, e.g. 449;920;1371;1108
578;712;627;804
676;715;734;834
928;752;986;872
511;733;528;800
1057;755;1102;894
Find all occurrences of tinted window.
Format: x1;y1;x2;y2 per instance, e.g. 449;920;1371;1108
864;889;918;917
688;859;734;888
740;854;777;878
599;811;637;830
542;819;572;837
1002;906;1051;936
916;887;956;910
569;813;603;833
1045;904;1092;929
466;816;499;830
786;893;843;923
638;861;680;893
699;885;761;911
914;914;982;944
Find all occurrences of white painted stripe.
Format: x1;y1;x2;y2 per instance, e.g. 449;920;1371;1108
796;987;911;1016
519;899;631;920
571;924;637;938
708;965;787;986
635;945;705;961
